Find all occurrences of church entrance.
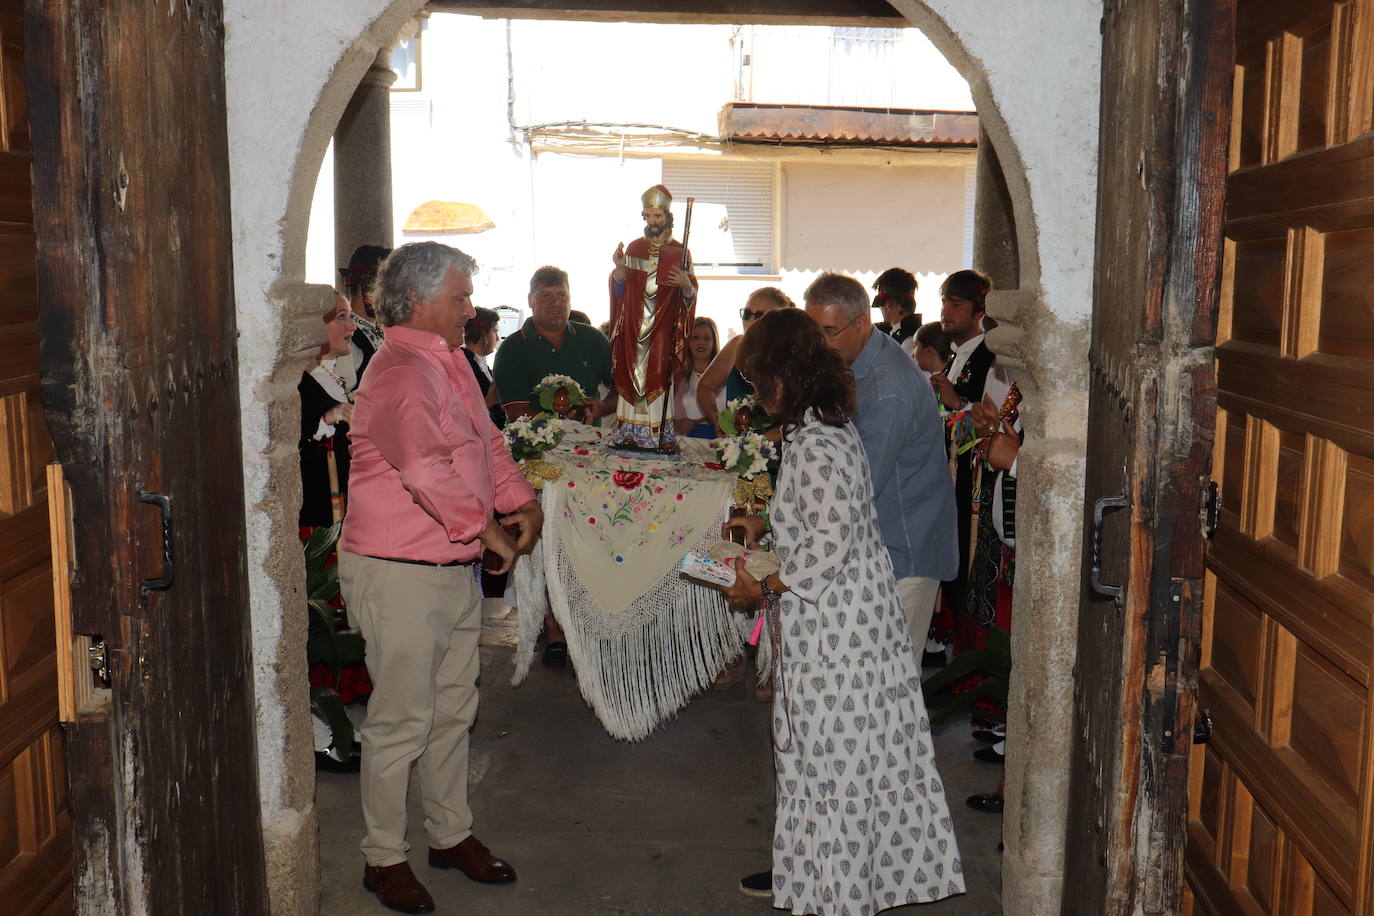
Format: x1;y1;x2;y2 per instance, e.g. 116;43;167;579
19;0;1332;913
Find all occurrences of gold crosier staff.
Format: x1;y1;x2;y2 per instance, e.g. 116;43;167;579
656;196;694;453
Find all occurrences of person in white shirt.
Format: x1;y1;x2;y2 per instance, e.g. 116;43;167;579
873;266;922;356
674;317;725;437
928;270;997;644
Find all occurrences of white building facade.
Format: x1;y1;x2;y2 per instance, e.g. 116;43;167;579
306;16;978;338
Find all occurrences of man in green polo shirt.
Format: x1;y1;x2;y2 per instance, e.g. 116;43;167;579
494;266;617;422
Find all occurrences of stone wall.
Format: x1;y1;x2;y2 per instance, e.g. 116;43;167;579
220;0;1102;911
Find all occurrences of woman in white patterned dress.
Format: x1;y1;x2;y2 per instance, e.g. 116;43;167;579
724;308;964;916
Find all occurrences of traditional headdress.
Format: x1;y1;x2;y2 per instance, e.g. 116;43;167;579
940;269;993;310
640;184;672;211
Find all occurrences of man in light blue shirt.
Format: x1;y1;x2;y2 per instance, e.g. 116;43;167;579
804;272;958;652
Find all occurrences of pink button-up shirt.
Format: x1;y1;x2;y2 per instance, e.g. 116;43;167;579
341;324;535;564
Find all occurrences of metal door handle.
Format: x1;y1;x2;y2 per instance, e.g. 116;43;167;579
137;488;174;596
1193;708;1213;744
1090;491;1130;600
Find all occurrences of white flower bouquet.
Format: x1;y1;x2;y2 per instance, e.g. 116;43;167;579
504;414;566;461
717;395;774;435
715;430;778;480
533;374;588;414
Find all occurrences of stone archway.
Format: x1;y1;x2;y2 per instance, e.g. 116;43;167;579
220;2;1101;911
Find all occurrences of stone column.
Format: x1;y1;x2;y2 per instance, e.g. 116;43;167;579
972;124;1020;291
334;47;396;276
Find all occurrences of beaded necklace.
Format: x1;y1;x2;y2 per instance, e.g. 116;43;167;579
319;359;355;404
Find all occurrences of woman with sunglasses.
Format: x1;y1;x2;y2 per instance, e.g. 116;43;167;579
695;287;794;433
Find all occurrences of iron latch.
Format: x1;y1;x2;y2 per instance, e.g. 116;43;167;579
88;639;110;687
1193;708;1213;744
1200;477;1220;539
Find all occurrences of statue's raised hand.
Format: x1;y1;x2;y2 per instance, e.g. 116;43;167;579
612;242;627;281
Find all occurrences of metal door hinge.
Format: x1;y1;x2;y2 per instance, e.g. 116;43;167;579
1200;477;1220;539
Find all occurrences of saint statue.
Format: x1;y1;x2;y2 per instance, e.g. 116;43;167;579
608;184;698;452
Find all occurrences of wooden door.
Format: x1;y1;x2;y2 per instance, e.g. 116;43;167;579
1186;2;1374;914
1062;0;1232;912
0;0;69;912
24;0;268;911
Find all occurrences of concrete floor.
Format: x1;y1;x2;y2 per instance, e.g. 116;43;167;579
316;635;1005;916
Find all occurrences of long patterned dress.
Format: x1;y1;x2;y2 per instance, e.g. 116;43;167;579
768;417;964;915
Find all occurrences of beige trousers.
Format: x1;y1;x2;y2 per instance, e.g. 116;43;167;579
338;550;482;867
896;575;941;656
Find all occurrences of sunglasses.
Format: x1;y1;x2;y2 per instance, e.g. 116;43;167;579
740;307;769;321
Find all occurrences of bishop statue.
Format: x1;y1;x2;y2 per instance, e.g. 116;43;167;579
608;184;697;452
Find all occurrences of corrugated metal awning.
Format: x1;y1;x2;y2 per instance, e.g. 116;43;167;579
719;103;978;148
402;201;495;234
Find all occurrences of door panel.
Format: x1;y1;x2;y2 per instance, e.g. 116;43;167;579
1064;0;1232;911
1189;0;1374;913
0;0;67;912
24;0;267;910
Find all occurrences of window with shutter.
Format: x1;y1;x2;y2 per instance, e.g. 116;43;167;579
661;159;776;275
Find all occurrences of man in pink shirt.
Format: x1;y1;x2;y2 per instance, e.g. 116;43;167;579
338;242;542;914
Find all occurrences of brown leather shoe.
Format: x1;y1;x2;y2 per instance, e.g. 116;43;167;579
362;862;435;914
428;835;517;883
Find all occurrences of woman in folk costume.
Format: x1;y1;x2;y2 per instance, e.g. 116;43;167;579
298;296;358;528
608;184;697;452
461;305;506;430
723;309;964;916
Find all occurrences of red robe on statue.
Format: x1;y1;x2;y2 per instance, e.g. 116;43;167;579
608;237;695;408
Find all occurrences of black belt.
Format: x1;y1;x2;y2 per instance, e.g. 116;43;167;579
362;554;476;568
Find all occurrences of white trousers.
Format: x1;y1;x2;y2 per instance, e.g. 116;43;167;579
339;550;482;867
896;575;941;656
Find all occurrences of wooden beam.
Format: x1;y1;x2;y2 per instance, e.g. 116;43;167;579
426;0;906;26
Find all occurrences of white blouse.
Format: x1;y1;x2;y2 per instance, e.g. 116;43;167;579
676;369;726;421
308;357;356;441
